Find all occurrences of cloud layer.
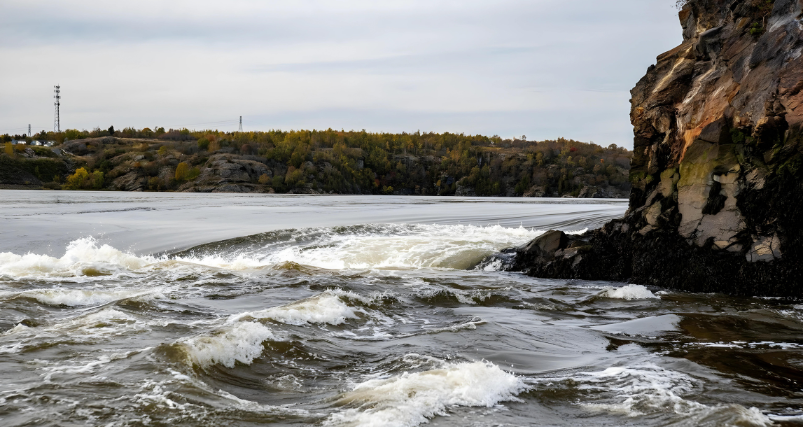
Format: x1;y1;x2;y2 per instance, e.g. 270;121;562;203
0;0;681;147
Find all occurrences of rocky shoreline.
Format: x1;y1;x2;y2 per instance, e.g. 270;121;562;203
505;0;803;297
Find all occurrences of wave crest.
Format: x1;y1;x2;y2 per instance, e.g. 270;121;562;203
328;359;526;427
232;292;360;326
177;322;279;369
598;284;659;300
0;237;152;278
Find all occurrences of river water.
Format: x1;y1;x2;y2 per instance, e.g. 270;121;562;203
1;191;801;426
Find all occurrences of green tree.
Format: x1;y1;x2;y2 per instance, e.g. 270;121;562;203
92;171;104;189
64;129;84;140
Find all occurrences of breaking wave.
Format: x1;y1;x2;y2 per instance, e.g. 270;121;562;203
232;292;361;326
176;321;281;369
173;223;542;271
0;224;544;281
0;237;152;278
1;288;157;307
327;357;527;427
530;364;772;426
598;284;659;300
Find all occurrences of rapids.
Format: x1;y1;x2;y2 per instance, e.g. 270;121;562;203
0;191;801;426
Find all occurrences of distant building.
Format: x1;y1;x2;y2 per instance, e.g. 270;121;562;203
30;140;55;147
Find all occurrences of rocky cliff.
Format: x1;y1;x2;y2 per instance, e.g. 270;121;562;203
510;0;803;296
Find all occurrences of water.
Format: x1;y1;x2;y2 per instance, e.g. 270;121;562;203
1;191;801;426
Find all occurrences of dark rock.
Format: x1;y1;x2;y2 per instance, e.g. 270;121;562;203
62;141;88;156
512;230;568;270
509;0;803;297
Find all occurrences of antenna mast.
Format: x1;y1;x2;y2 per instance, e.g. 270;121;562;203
54;85;61;132
28;124;31;137
239;116;243;132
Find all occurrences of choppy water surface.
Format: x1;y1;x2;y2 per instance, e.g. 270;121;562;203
1;191;801;426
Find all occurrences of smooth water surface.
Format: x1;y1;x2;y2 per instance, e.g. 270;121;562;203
1;191;801;426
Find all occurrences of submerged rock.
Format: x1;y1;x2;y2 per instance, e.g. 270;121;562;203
510;0;803;297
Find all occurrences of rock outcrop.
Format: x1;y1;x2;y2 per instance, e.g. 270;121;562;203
177;154;274;193
509;0;803;296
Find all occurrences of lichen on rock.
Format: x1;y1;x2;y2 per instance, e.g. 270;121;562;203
508;0;803;297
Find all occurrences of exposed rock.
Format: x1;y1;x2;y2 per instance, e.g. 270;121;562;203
577;185;629;198
508;0;803;297
61;141;89;156
178;154;270;192
523;186;548;197
455;183;477;196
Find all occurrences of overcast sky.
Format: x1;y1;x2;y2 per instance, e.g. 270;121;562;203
0;0;681;147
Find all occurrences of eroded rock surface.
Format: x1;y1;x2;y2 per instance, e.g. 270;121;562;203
509;0;803;296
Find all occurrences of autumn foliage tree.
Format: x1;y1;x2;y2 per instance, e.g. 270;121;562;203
64;167;104;190
175;162;189;181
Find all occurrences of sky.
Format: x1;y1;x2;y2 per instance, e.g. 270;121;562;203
0;0;682;148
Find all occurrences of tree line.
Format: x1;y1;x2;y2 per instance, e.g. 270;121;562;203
2;127;631;196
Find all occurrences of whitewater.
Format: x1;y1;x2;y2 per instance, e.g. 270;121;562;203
0;191;801;426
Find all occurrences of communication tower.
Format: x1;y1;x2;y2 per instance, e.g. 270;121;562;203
28;124;31;137
54;85;61;132
239;116;243;132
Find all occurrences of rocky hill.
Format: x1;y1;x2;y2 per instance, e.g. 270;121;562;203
509;0;803;296
1;131;631;198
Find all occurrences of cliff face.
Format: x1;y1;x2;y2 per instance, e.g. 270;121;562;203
511;0;803;296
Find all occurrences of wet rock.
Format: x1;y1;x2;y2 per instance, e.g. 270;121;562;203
510;0;803;297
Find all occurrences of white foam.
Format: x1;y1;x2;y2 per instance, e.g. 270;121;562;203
7;288;155;307
327;360;526;427
179;322;279;368
232;292;360;326
599;284;659;300
0;225;543;279
0;307;146;354
532;364;773;425
575;365;702;416
0;237;152;278
174;224;541;271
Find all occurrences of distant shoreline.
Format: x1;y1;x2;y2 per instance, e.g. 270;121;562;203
2;130;631;198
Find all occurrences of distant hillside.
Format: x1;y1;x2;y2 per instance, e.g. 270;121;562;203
1;128;631;197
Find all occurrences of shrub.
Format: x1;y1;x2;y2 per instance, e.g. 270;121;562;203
749;22;763;36
187;167;201;180
258;174;271;184
271;175;285;190
148;177;162;191
63;167;104;190
92;171;104;189
175;162;189;181
4;142;12;156
64;168;90;189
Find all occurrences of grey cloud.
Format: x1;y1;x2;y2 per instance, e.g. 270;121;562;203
0;0;682;147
